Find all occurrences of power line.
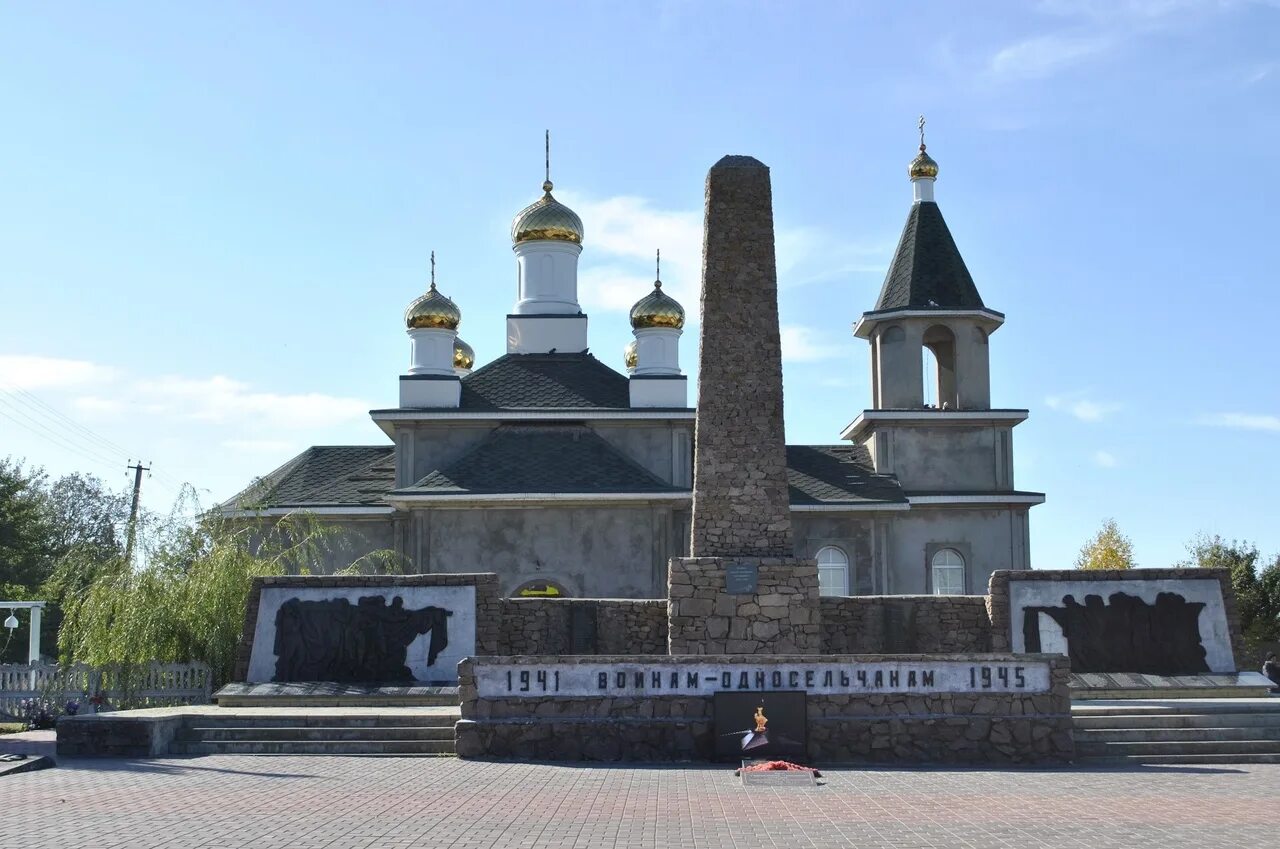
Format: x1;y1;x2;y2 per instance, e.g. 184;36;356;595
0;384;136;459
0;403;124;471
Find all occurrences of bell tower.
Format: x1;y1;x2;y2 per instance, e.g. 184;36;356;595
844;121;1031;496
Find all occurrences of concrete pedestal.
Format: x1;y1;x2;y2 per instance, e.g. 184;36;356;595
668;557;820;655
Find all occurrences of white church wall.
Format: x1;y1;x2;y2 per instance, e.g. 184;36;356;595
408;423;497;485
879;425;1010;492
791;515;876;595
243;517;399;575
884;508;1029;594
412;505;676;598
591;422;693;487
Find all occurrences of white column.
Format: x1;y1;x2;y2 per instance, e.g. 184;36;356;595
633;327;682;375
512;240;583;315
912;177;935;203
27;606;41;665
408;328;458;376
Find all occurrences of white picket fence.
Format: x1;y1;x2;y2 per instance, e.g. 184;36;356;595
0;662;213;718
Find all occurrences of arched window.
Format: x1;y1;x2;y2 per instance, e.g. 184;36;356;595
513;580;568;598
931;548;965;595
816;546;850;597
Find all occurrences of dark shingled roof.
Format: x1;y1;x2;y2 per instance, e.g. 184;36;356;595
228;439;907;508
786;445;906;506
874;201;984;311
457;353;635;411
395;424;681;495
224;445;395;508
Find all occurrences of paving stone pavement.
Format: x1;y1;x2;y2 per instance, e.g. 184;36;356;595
1;756;1277;848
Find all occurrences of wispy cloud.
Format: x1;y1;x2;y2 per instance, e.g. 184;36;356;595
781;325;846;363
1244;62;1275;85
222;438;300;454
1198;412;1280;432
1045;393;1121;422
0;354;118;390
128;375;369;429
566;192;892;315
988;0;1258;79
560;193;701;315
990;33;1114;79
1093;450;1118;468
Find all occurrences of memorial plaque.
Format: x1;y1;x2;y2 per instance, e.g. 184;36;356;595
714;691;806;762
724;562;759;594
474;659;1052;697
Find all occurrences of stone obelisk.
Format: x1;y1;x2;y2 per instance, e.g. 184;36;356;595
667;156;820;655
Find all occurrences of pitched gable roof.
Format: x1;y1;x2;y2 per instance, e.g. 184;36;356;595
226;440;907;508
874;201;984;311
394;423;681;495
786;444;906;506
222;445;395;508
458;353;635;411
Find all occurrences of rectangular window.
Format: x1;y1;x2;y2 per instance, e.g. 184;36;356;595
932;565;964;595
818;564;848;597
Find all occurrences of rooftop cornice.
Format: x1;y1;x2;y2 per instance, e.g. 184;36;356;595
841;408;1029;441
852;307;1005;339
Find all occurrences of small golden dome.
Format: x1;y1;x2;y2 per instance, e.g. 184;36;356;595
909;145;939;180
623;339;637;371
405;283;461;330
511;181;584;245
630;280;685;330
453;336;475;370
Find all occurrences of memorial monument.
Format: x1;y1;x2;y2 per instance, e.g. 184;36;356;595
455;154;1074;764
668;156;820;656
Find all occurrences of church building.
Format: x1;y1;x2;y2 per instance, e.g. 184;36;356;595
223;136;1043;598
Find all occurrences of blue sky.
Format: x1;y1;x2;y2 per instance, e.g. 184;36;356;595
2;1;1278;569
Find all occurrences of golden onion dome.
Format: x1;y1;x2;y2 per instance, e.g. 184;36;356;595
511;180;584;245
405;283;461;330
629;280;685;330
623;339;637;371
453;336;475;371
908;145;939;180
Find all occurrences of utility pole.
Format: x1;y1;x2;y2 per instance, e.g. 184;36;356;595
124;460;151;565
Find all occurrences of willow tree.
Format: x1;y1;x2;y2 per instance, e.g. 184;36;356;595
53;491;401;688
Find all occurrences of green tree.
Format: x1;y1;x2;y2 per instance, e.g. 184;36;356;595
0;459;54;590
55;497;402;688
1074;518;1136;570
1183;534;1280;659
1;460;131;663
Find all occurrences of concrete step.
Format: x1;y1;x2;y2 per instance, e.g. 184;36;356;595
182;725;455;743
1076;739;1280;757
168;739;455;756
1075;726;1280;743
1073;700;1280;717
191;714;458;729
1078;752;1280;765
216;697;459;708
1073;712;1280;730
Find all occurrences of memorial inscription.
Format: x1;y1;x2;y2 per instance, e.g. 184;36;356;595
475;659;1051;697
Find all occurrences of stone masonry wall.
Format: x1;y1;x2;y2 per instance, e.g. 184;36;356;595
988;568;1247;670
231;573;502;683
499;599;668;655
690;156;792;558
821;596;993;654
456;654;1074;764
668;557;820;655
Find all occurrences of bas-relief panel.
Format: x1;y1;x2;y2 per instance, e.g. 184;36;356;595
1008;578;1234;673
247;585;476;684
